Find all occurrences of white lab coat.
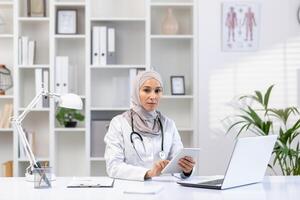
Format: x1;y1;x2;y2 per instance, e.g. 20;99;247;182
104;114;184;181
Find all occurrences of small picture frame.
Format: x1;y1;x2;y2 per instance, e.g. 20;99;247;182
56;9;77;34
27;0;46;17
170;76;185;95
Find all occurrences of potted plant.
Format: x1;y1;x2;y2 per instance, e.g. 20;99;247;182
56;107;84;128
226;85;300;175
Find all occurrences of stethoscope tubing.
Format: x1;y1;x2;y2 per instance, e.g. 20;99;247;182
130;110;164;159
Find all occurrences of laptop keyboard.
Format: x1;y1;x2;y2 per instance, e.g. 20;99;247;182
199;179;224;185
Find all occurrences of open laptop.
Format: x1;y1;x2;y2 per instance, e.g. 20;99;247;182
177;135;277;190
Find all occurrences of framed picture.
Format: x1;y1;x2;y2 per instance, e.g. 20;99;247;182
27;0;46;17
222;2;260;51
56;9;77;34
170;76;185;95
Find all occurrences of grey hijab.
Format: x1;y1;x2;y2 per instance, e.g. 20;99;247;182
123;70;165;135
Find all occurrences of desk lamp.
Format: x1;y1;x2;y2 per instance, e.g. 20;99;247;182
11;84;83;181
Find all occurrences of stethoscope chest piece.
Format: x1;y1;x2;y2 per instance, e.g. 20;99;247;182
159;151;166;160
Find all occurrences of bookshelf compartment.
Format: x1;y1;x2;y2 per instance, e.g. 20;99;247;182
0;40;13;96
54;98;86;128
18;0;50;18
151;39;193;95
159;98;193;129
0;99;13;129
18;68;49;108
91;21;145;65
0;4;13;34
55;39;85;95
0;133;13;176
91;69;131;108
55;133;86;176
151;6;193;35
19;21;50;65
179;130;194;148
20;111;49;159
90;0;145;19
55;5;85;35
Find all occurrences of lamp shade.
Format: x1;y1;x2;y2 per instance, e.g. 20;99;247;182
58;93;83;110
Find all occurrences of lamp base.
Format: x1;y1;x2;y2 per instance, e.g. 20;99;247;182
25;172;56;182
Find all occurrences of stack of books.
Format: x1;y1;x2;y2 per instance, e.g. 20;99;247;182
1;160;13;177
18;36;36;65
0;103;13;128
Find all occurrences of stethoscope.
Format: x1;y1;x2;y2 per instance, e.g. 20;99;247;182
130;110;166;161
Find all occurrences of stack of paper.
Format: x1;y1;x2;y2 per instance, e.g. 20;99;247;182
123;185;164;195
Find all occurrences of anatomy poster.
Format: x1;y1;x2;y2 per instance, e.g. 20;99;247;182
222;2;260;51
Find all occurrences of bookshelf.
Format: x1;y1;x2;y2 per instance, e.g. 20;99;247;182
0;0;14;177
0;0;198;177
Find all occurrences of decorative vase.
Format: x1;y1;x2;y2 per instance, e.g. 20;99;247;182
161;8;179;35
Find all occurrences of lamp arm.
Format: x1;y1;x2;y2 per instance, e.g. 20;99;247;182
17;90;46;122
10;86;48;171
12;120;38;169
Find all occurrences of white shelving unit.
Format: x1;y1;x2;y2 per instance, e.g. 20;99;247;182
0;0;197;177
0;0;14;177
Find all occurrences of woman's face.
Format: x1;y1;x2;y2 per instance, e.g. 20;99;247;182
139;78;163;112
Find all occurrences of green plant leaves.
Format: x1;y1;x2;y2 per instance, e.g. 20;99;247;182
55;107;85;127
226;85;300;175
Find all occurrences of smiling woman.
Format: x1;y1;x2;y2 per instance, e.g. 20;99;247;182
103;70;196;181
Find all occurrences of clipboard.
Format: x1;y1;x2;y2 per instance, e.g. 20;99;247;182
67;177;115;188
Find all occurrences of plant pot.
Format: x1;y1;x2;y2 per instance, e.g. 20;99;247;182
64;121;77;128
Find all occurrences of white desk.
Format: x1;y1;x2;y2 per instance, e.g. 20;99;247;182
0;176;299;200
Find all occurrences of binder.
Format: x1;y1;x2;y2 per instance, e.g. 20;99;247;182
107;28;115;64
61;57;69;94
55;56;69;94
28;40;36;65
42;69;49;108
92;26;100;65
55;57;62;94
18;37;22;65
21;36;29;65
99;26;107;66
35;68;43;108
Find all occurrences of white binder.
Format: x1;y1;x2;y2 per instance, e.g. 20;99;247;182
18;37;22;65
92;26;100;65
61;57;69;94
99;26;107;66
35;68;43;108
21;36;29;65
28;40;35;65
107;28;115;64
55;56;69;95
42;69;49;108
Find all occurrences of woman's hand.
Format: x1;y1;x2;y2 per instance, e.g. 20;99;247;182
145;160;169;179
179;156;195;174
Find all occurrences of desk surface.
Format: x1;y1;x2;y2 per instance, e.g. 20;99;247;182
0;176;299;200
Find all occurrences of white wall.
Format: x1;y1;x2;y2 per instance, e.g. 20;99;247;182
197;0;300;175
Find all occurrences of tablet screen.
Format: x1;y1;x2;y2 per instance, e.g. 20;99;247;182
161;148;200;174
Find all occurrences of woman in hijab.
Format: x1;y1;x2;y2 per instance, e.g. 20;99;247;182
104;70;195;181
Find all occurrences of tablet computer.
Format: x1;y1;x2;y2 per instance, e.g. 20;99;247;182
161;148;200;174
